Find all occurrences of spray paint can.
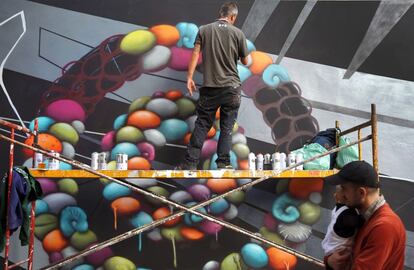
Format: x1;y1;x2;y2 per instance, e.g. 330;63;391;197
264;153;272;170
280;153;287;170
271;152;281;171
248;152;256;170
256;153;264;170
48;151;60;170
91;152;99;170
34;152;43;168
98;152;107;170
116;153;128;170
288;152;296;170
296;153;304;170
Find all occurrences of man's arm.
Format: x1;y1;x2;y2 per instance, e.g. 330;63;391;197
187;43;201;96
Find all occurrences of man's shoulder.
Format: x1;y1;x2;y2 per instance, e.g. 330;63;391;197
364;204;405;235
228;24;244;36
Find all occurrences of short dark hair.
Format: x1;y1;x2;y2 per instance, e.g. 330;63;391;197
219;1;239;17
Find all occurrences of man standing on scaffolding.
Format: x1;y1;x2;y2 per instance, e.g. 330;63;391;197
178;1;250;170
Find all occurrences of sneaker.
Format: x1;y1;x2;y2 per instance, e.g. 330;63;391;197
175;162;197;170
216;162;233;170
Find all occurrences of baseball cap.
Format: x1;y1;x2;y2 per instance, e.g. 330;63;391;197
325;161;379;188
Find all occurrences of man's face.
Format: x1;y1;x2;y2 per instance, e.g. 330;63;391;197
339;182;364;209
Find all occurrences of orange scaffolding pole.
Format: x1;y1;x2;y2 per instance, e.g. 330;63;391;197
0;119;37;270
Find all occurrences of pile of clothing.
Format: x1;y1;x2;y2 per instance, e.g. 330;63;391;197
0;166;43;251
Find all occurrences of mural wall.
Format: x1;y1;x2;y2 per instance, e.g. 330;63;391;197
1;1;413;269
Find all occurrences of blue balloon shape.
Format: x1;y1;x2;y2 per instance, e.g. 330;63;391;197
103;182;131;201
176;22;199;49
29;116;55;132
184;202;206;223
130;211;153;227
241;243;269;268
110;142;140;160
60;206;88;237
262;64;290;87
113;114;127;130
209;198;229;215
272;193;300;223
237;64;252;83
246;39;256;53
72;264;94;270
210;151;238;169
157;119;188;142
27;199;49;216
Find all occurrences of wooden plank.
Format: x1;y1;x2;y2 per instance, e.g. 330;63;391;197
29;169;337;179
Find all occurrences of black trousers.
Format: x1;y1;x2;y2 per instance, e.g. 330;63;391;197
185;86;241;166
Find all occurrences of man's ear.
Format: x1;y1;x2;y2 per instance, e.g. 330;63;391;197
358;186;368;199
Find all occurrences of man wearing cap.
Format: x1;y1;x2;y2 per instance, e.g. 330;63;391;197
324;161;406;270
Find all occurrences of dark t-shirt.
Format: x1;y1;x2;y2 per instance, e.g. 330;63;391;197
195;20;249;88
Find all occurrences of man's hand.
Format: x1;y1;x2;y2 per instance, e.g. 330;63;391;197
327;248;352;270
187;78;196;96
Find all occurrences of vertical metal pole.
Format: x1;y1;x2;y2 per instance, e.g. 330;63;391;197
371;104;378;173
335;120;340;145
358;129;362;160
4;128;15;270
28;119;38;270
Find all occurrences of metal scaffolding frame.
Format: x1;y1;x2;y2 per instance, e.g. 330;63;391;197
0;104;379;270
0;119;38;270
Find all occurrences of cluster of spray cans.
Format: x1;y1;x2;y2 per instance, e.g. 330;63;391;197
91;152;128;170
33;151;60;170
248;152;303;171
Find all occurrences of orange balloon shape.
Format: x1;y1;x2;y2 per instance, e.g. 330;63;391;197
127;110;161;129
42;229;68;253
215;108;220;119
238;159;249;170
184;132;192;145
267;247;297;270
206;178;237;194
111;197;141;215
149;25;180;47
249;51;273;75
180;226;205;241
165;89;183;101
288;178;324;200
128;156;151;170
206;127;216;138
152;207;181;227
23;133;62;158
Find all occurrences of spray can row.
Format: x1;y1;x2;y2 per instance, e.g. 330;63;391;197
91;152;128;170
248;152;303;171
33;151;60;170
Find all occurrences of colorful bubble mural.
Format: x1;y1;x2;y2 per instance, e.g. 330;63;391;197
21;21;320;269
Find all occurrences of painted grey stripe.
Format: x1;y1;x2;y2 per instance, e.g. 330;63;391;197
343;1;414;79
309;100;414;129
241;0;280;42
276;0;318;64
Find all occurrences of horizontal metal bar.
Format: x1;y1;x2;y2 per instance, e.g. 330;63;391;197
340;120;372;136
0;119;33;135
9;258;29;269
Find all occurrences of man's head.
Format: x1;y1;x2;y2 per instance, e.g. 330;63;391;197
219;2;239;24
325;161;380;211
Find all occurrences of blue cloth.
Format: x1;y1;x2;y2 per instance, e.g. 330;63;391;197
0;167;43;252
8;170;28;231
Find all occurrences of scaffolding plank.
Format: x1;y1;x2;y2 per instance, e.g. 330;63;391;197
29;169;336;179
